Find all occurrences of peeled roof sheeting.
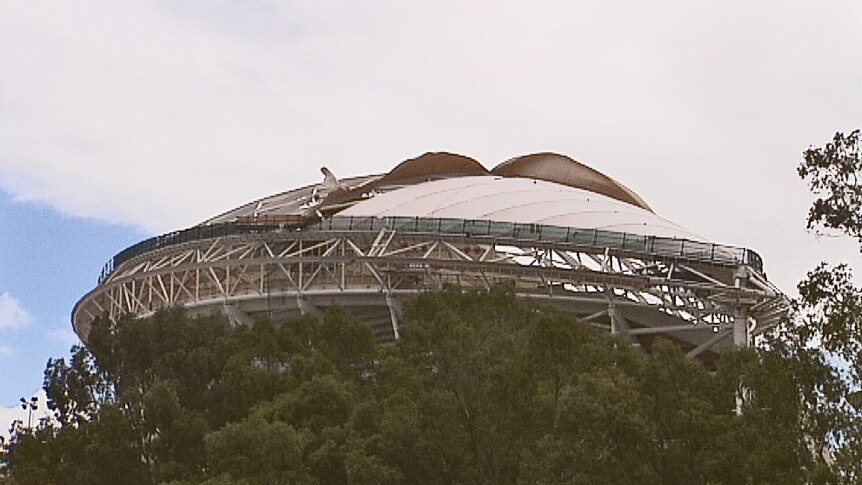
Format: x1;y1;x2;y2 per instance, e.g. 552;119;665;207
201;174;380;225
341;176;703;241
492;152;653;211
377;152;488;185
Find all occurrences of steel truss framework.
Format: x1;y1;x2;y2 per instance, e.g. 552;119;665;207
73;227;788;358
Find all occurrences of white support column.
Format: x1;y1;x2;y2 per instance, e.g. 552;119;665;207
385;292;403;340
733;266;751;415
296;295;324;320
223;304;254;327
733;266;751;348
608;302;629;335
582;309;608;322
733;307;750;347
687;329;732;358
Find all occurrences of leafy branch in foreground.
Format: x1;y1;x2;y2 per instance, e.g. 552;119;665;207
799;129;862;242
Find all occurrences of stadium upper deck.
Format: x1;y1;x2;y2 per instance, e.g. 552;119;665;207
74;152;787;359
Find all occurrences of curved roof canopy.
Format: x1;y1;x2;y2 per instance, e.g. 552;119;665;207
377;152;488;185
202;152;681;237
317;152;488;213
341;176;701;240
492;152;652;211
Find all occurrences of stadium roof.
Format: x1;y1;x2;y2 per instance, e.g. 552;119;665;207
203;151;695;240
341;176;702;240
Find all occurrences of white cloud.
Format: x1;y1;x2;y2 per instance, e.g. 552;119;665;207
0;1;861;293
0;404;24;439
0;390;50;441
0;293;34;329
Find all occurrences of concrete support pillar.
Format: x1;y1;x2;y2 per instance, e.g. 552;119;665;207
732;307;749;347
732;266;751;348
296;295;324;320
223;304;254;326
385;293;403;340
608;302;628;335
733;266;751;415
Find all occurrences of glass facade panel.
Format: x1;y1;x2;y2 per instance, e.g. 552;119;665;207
464;220;492;236
415;219;440;232
348;217;375;231
439;218;465;233
712;246;743;265
622;234;648;251
541;226;569;242
488;222;515;237
513;223;540;240
651;238;683;257
683;241;713;260
388;217;418;231
746;251;763;272
328;218;352;231
594;230;624;248
568;229;597;246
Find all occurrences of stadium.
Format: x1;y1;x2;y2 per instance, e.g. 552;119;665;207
72;152;788;359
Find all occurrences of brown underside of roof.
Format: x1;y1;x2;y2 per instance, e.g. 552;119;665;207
318;151;652;217
319;152;488;210
377;152;489;186
491;152;653;212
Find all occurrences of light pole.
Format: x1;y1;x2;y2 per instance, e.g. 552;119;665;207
19;396;38;430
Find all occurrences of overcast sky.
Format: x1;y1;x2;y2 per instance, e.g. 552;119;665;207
1;1;861;417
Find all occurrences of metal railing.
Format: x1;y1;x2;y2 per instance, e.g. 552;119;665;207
98;223;281;283
98;216;764;284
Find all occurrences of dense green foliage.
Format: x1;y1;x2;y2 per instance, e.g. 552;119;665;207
0;286;856;484
792;129;862;478
2;130;861;483
799;129;862;243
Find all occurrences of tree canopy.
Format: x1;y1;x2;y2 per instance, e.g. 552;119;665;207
0;283;855;484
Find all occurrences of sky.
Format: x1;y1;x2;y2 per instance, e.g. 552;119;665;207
1;0;861;429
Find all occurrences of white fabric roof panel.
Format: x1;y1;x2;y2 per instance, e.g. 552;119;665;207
341;176;704;241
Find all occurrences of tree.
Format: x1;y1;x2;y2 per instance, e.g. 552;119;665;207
789;129;862;480
2;286;853;483
799;130;862;243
